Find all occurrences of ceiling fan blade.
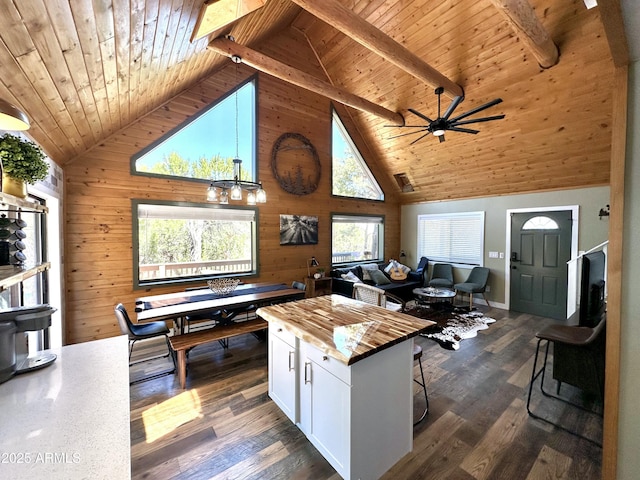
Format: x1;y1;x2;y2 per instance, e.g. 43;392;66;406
447;126;479;134
388;129;430;139
450;114;505;126
449;98;503;123
409;131;433;145
442;95;464;120
408;108;434;124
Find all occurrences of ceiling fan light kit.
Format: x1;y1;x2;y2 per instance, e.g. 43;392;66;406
390;87;505;144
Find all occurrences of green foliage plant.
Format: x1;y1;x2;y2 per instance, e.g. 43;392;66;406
0;133;49;184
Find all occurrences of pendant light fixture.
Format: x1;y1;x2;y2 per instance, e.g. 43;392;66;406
0;99;30;131
207;52;266;205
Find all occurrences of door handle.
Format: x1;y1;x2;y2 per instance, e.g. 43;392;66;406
304;362;311;384
288;351;294;371
511;252;519;262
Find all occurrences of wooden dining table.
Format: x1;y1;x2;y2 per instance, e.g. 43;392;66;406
135;282;306;332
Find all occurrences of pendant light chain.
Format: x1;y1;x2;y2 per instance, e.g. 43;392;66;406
235;61;239;162
206;51;266;205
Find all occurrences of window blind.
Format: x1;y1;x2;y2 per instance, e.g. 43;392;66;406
417;212;485;265
138;203;256;222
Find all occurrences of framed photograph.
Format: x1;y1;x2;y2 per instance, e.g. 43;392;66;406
280;215;318;245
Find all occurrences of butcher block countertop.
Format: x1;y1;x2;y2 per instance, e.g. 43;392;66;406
256;294;435;365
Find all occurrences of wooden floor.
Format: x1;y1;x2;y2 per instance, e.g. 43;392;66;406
129;307;603;480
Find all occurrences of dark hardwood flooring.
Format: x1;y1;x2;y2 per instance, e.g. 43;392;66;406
129;306;603;479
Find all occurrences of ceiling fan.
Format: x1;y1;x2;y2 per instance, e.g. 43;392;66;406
390;87;505;144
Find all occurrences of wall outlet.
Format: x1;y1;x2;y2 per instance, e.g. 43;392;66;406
499;252;504;259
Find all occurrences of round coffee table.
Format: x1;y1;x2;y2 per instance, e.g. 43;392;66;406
413;287;456;305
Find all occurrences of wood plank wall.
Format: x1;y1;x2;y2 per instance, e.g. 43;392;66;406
63;28;400;344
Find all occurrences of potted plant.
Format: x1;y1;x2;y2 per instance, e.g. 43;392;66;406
0;133;49;198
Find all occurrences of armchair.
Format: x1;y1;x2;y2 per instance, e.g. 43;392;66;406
352;283;405;312
454;267;490;308
428;263;454;289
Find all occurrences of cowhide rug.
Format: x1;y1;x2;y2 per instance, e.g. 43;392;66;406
405;302;496;351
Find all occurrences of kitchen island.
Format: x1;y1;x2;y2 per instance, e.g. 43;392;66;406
256;294;434;480
0;335;131;480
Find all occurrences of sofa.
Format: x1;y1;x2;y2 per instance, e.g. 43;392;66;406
330;259;426;302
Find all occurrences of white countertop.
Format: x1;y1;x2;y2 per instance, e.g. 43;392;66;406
0;335;131;479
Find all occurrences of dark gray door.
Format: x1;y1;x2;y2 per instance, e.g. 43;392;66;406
510;211;572;320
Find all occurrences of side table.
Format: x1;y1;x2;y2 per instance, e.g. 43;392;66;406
305;276;333;297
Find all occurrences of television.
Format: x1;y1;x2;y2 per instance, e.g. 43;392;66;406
579;250;606;327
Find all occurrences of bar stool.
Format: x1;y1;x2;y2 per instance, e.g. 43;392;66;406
526;318;606;445
413;343;429;425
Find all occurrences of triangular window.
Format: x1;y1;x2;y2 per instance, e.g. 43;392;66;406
132;78;256;183
332;109;384;201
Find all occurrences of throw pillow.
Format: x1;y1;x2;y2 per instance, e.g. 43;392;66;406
341;271;361;283
384;260;411;275
361;263;380;281
369;269;391;285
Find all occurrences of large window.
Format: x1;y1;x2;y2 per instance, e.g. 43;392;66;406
331;109;384;201
331;214;384;265
131;78;257;183
417;212;485;266
133;200;258;287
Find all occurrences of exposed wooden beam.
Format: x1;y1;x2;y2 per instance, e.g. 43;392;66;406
488;0;559;68
287;0;464;99
602;63;627;480
208;37;405;126
597;0;630;68
191;0;267;41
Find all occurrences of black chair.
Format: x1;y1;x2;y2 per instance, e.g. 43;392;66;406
428;263;454;289
526;317;606;446
292;280;306;291
415;256;429;286
454;267;490;309
114;303;176;385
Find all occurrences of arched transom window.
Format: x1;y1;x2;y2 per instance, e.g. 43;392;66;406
522;216;560;230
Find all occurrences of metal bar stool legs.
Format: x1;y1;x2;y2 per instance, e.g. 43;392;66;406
413;343;429;425
526;330;604;447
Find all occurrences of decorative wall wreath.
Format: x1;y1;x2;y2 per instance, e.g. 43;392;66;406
271;132;321;196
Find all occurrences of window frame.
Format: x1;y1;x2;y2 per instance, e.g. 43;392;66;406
132;199;259;289
330;108;385;202
330;213;385;267
130;75;258;185
417;211;485;267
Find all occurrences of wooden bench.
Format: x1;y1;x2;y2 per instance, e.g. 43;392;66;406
169;318;268;389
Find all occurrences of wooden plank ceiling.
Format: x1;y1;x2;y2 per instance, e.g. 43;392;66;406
0;0;614;202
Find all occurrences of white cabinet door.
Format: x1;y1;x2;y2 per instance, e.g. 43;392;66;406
299;345;351;477
268;327;298;423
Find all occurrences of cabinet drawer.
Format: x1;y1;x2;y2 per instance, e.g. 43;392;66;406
303;341;351;385
270;323;296;348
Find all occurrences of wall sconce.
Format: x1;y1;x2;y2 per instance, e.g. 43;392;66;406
399;250;407;262
307;256;319;278
598;204;610;220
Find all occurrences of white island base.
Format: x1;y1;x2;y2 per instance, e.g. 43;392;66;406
269;325;415;480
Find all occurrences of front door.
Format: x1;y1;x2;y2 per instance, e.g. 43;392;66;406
510;211;572;320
